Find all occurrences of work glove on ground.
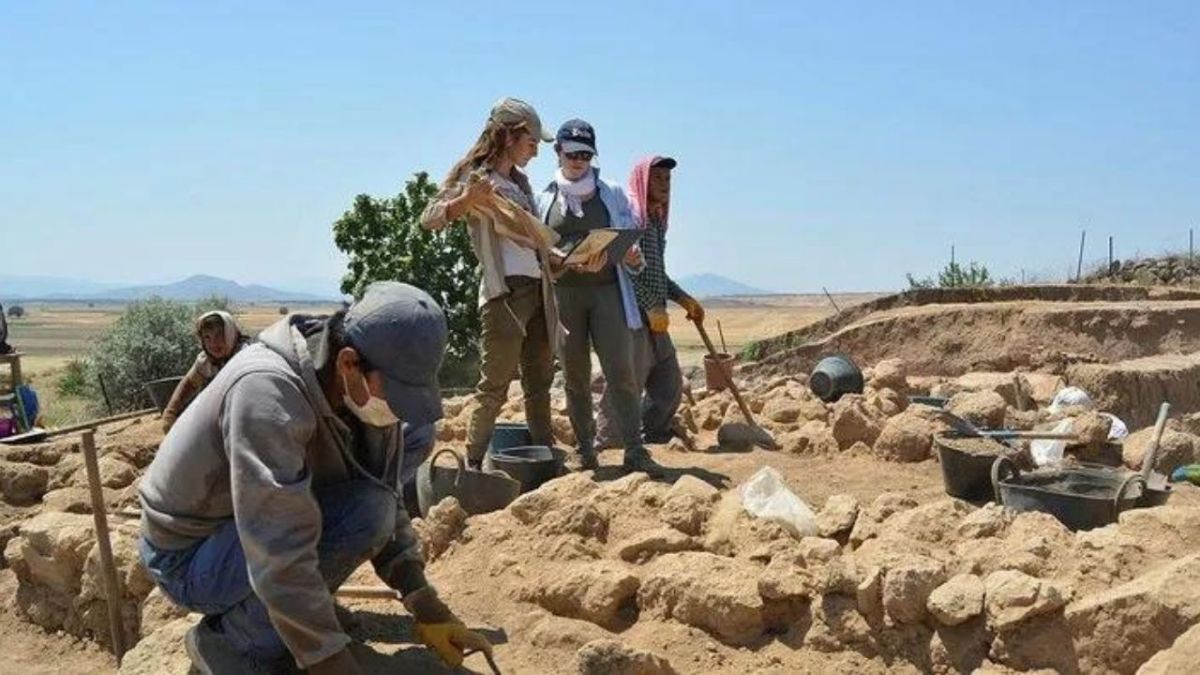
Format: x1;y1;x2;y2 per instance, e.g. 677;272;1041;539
678;295;705;323
647;307;670;333
403;585;493;668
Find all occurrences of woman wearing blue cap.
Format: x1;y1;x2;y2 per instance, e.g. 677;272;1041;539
538;119;663;476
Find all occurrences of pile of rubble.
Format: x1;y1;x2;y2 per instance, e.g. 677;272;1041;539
0;421;168;650
3;358;1200;673
1084;255;1200;287
345;470;1200;673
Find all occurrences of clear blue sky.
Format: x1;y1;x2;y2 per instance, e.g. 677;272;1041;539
3;1;1197;294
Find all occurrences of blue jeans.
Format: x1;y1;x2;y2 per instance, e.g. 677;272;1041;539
139;480;396;661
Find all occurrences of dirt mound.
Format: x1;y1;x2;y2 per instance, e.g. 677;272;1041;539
5;350;1200;674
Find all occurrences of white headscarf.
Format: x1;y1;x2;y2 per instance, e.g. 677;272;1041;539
553;167;596;217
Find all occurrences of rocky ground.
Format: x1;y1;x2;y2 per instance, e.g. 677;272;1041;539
5;292;1200;673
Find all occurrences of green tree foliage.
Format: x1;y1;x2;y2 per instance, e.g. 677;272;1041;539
333;172;482;386
906;261;993;289
87;298;216;411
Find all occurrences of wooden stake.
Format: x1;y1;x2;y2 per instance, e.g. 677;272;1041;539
82;430;127;661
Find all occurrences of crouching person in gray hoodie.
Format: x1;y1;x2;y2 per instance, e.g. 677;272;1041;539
137;282;490;674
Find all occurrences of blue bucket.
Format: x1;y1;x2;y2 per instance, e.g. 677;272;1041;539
808;354;864;403
489;422;533;452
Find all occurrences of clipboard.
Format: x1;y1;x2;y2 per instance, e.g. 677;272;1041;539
558;228;643;267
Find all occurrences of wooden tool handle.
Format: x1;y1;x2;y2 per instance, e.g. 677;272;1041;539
694;319;755;424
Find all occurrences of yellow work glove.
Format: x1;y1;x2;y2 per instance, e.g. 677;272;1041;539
404;586;493;668
678;295;705;322
647;307;670;333
415;622;494;668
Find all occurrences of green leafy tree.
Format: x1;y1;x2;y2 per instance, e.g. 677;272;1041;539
333;172;481;386
87;298;225;411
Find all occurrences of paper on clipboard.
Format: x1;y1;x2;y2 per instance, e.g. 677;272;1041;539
561;228;642;267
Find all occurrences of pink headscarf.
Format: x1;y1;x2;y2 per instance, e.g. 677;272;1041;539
628;155;670;232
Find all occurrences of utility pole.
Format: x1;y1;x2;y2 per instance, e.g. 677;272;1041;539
1108;236;1114;273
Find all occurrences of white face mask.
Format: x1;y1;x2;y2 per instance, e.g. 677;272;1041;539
341;371;400;427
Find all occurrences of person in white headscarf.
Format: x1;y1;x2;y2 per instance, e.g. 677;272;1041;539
162;310;250;431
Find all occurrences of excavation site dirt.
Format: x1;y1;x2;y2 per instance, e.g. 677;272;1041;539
3;285;1200;675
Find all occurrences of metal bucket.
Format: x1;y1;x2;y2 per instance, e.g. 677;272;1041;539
416;448;521;517
934;433;1014;501
704;353;735;392
809;354;864;403
144;376;183;413
489;422;533;453
991;457;1155;531
485;445;566;494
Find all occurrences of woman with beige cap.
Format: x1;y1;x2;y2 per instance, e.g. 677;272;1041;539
421;97;560;470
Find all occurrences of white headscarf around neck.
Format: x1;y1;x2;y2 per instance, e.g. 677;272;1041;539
553;167;596;217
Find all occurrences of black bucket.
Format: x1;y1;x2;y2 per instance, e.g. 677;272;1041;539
416;448;521;517
489;422;533;453
809;354;864;403
935;434;1014;501
991;458;1156;531
144;376;184;413
485;445;565;494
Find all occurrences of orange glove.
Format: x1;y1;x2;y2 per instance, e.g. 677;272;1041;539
678;295;705;322
647;307;670;333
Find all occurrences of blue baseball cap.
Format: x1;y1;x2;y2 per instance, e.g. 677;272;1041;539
344;281;447;426
556;118;597;155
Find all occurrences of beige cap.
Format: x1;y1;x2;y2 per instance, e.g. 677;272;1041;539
489;97;554;141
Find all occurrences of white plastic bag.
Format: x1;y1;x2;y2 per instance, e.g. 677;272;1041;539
737;466;818;538
1031;419;1074;466
1101;413;1129;440
1048;386;1094;414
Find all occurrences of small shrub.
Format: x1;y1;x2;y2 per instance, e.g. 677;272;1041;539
279;306;289;315
57;358;91;397
7;305;25;318
905;262;993;290
87;298;199;411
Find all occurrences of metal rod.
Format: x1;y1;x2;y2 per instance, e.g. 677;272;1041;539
1108;236;1114;273
97;374;113;416
1076;230;1087;282
822;286;842;314
1;408;158;445
717;320;729;355
1191;228;1195;269
82;430;127;660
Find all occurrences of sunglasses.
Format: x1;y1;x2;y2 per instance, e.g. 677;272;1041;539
564;151;594;162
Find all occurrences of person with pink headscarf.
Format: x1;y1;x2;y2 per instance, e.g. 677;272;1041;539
598;155;703;445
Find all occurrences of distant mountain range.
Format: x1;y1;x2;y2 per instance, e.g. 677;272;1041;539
0;274;338;302
1;272;768;302
676;273;772;297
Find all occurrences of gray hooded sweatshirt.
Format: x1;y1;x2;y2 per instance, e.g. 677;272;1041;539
139;314;425;667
